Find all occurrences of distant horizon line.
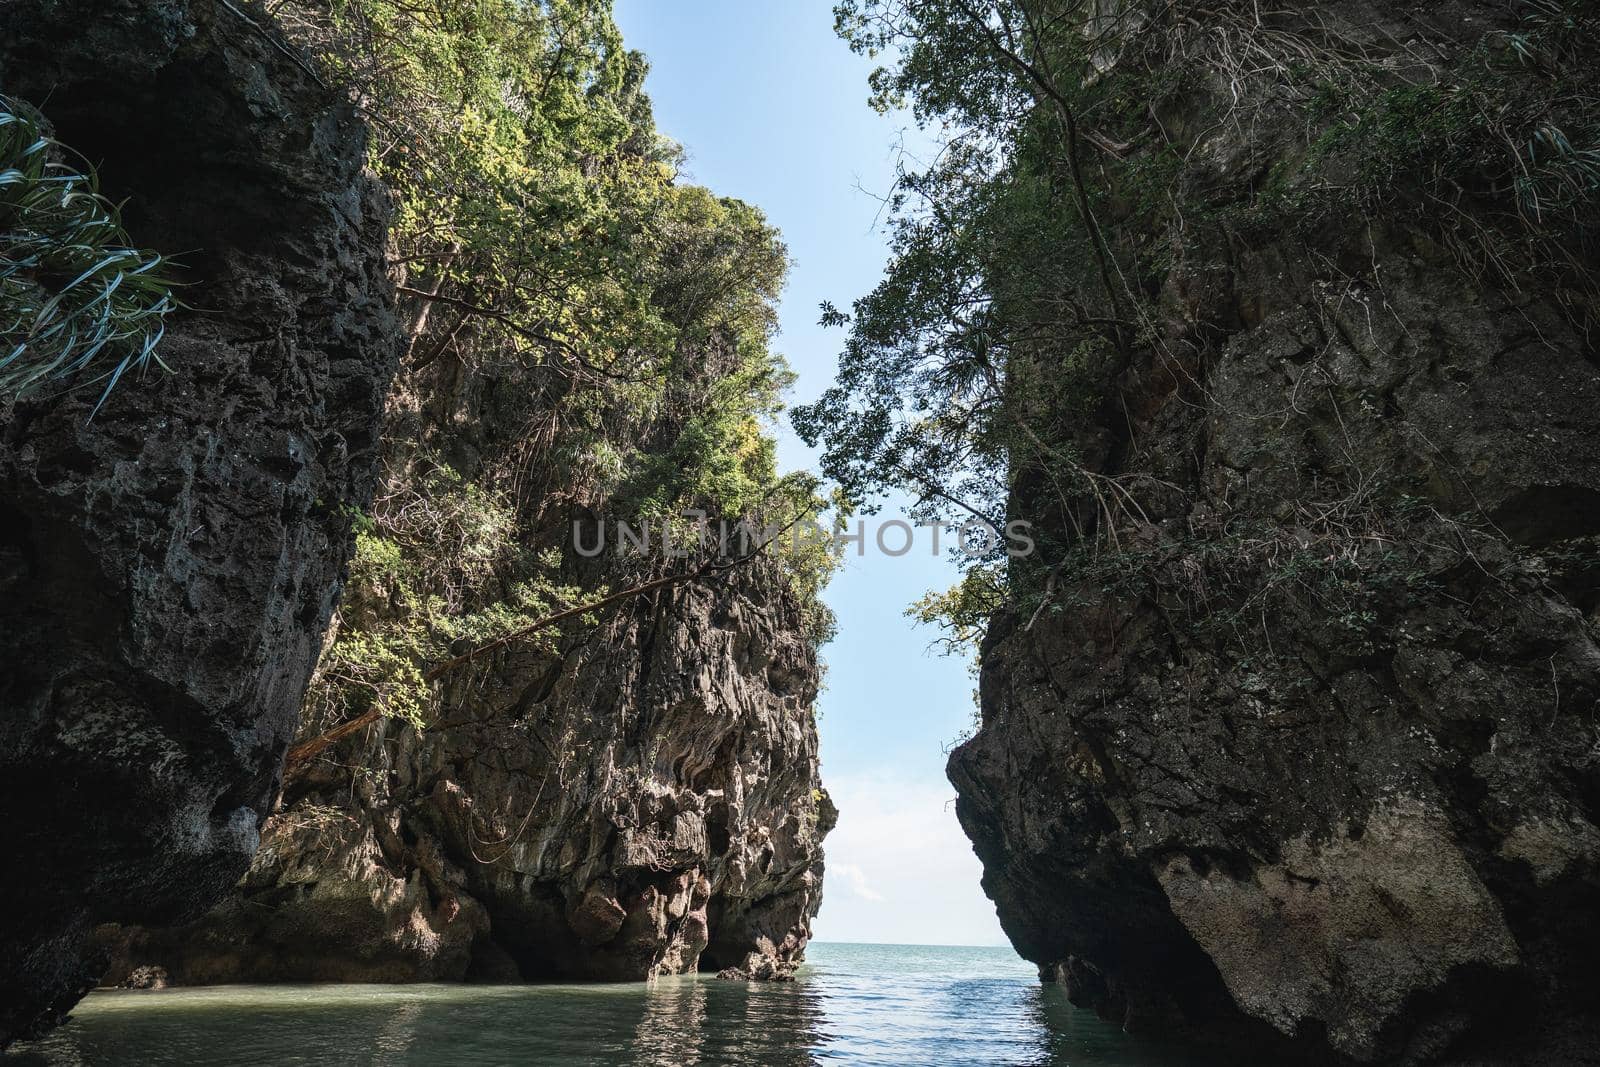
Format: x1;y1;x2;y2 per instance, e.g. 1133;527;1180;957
809;939;1017;951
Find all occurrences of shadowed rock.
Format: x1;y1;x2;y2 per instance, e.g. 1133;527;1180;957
100;561;833;985
0;0;402;1043
949;3;1600;1064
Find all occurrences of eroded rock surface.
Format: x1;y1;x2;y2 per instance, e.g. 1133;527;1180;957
0;0;401;1043
949;4;1600;1064
103;560;832;983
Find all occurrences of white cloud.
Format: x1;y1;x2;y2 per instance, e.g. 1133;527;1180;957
829;862;885;902
813;771;1010;948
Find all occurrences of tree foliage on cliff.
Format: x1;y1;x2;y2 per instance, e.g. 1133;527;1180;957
297;0;797;515
795;0;1599;659
0;98;178;409
793;0;1127;523
277;0;836;737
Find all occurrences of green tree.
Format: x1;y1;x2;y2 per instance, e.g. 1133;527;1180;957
792;1;1131;545
276;0;838;744
795;0;1599;658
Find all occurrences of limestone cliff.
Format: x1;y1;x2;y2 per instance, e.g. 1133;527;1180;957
84;0;833;988
103;556;831;984
97;271;833;987
0;0;403;1044
0;0;829;1042
946;3;1600;1064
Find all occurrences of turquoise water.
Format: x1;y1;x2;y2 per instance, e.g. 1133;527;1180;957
11;943;1217;1065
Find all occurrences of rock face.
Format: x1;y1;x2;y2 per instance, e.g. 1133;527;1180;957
949;4;1600;1065
49;0;832;994
103;558;832;984
0;0;401;1044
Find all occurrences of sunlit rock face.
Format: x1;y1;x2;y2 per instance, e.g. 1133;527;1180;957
102;559;832;984
948;3;1600;1065
63;1;831;990
0;0;402;1045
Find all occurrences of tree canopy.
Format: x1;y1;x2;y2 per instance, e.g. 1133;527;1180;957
279;0;839;740
792;1;1129;544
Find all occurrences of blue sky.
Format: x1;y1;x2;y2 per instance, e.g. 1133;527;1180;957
613;0;1009;948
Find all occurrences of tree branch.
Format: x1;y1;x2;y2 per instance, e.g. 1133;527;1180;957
282;514;806;773
953;0;1130;349
394;285;656;384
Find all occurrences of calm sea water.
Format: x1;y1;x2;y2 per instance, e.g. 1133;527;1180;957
11;943;1220;1065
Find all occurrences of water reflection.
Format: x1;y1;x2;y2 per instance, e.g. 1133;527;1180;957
628;972;828;1066
370;999;422;1062
631;974;709;1065
13;944;1217;1066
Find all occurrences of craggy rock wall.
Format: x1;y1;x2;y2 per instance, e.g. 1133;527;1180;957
47;0;834;995
949;3;1600;1065
104;559;832;984
2;0;827;1037
0;0;402;1043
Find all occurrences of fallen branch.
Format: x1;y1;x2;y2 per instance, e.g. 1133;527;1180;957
419;548;759;683
281;705;383;769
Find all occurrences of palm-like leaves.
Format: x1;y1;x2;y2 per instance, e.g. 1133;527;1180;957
0;98;178;412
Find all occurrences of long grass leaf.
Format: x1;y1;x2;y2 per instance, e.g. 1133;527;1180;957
0;95;179;413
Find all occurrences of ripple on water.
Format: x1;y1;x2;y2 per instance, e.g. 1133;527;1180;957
10;943;1229;1066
